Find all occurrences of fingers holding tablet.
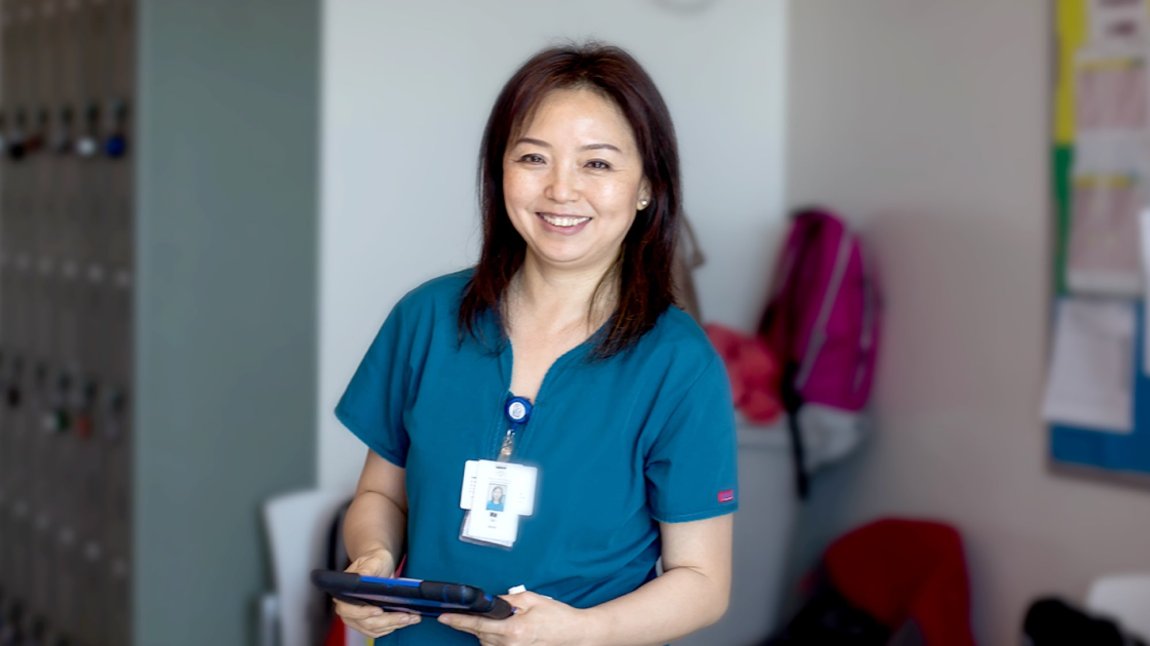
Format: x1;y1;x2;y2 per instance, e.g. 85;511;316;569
327;552;423;637
334;599;421;639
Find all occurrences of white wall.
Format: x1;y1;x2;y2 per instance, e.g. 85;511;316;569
788;2;1150;644
319;0;788;491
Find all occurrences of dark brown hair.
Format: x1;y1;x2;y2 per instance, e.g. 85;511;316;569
458;42;682;358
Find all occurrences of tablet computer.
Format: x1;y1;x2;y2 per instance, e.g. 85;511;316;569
311;569;514;619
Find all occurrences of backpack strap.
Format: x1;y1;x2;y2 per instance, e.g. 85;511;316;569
758;208;826;344
761;208;830;500
855;241;879;392
782;365;811;499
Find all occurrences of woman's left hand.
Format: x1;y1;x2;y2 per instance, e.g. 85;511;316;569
438;591;591;645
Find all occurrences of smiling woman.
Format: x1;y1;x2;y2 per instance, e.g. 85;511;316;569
333;43;738;646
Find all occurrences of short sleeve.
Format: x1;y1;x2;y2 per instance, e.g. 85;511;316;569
645;355;739;522
334;303;412;468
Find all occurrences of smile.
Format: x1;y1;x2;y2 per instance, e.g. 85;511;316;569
538;213;591;228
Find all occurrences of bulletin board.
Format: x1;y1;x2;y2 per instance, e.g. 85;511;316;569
1047;0;1150;485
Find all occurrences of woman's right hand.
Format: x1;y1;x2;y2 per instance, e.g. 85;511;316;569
333;548;421;638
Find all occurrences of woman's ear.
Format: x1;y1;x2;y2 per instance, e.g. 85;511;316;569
638;178;652;210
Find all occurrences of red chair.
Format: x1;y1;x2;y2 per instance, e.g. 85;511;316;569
821;517;976;646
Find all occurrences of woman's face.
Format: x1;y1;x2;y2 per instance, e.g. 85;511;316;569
503;88;650;276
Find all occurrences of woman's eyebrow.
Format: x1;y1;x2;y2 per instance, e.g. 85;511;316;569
513;137;551;148
512;137;622;153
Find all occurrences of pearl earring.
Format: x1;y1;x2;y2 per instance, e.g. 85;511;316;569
638;199;649;209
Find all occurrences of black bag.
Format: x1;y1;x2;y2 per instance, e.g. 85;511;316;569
764;581;891;646
1023;597;1147;646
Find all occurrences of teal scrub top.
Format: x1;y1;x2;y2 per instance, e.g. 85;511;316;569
336;270;738;645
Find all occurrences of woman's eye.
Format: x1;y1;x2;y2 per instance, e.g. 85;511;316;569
517;153;545;164
586;160;611;170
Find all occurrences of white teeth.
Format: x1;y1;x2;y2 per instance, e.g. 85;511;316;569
540;214;590;227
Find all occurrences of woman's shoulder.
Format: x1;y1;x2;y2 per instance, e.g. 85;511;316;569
630;306;721;372
649;305;711;346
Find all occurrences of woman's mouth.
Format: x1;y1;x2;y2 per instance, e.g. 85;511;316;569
538;213;592;228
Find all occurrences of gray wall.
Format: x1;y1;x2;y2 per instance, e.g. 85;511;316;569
787;2;1150;643
134;1;318;643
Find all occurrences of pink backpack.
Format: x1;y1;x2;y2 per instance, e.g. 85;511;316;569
759;208;880;495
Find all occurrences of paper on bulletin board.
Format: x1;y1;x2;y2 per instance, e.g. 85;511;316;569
1088;0;1150;44
1140;207;1150;373
1075;46;1150;132
1067;138;1149;295
1041;297;1135;433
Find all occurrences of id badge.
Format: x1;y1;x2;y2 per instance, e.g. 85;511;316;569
459;459;538;549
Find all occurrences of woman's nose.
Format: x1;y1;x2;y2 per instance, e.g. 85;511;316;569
544;165;579;203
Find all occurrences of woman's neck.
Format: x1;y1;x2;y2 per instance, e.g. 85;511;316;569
508;256;618;337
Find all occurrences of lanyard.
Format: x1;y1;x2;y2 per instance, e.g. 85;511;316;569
497;396;532;461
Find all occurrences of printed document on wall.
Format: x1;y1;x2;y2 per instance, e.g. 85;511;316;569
1041;297;1135;434
1075;47;1150;133
1140;207;1150;374
1067;141;1146;295
1088;0;1150;45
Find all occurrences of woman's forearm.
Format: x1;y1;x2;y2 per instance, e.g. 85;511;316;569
584;560;726;639
342;451;409;572
343;488;407;571
580;514;732;645
581;563;729;645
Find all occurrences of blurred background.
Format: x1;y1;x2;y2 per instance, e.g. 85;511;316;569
2;0;1149;645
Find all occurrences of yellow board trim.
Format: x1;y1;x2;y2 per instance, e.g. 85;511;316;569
1078;56;1144;71
1073;174;1139;189
1055;0;1088;144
